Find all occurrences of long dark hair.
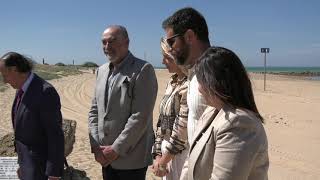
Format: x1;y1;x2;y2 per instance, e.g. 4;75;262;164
195;47;263;122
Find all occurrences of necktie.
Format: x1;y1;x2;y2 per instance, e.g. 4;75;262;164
13;89;24;122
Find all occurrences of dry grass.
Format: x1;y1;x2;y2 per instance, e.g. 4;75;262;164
0;76;7;92
34;64;83;80
0;64;83;91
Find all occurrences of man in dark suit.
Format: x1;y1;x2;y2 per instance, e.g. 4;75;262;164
0;52;64;180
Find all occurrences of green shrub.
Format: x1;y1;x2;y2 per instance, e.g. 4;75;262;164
55;62;66;66
82;62;98;67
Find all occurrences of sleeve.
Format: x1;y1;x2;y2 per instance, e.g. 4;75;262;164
152;119;164;158
211;116;263;180
39;86;64;177
166;83;189;155
88;68;100;152
111;63;158;156
152;81;170;158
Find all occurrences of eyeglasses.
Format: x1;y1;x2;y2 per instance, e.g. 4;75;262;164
165;34;182;48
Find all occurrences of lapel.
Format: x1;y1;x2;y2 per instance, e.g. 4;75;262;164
99;64;110;112
14;99;27;129
13;74;39;129
104;54;134;115
190;106;218;150
188;106;224;179
105;75;127;114
11;93;18;128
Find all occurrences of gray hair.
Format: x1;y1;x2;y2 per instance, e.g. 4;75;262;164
107;25;129;40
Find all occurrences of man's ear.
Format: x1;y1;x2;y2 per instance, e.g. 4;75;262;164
184;29;196;44
125;38;130;48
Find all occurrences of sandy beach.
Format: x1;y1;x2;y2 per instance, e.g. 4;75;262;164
1;70;320;180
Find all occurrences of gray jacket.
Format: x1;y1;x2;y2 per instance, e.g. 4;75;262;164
88;53;158;169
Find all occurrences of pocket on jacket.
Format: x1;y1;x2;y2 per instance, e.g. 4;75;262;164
196;138;215;178
119;77;133;114
103;120;125;142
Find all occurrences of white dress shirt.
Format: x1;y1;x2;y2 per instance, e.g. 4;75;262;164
187;74;207;145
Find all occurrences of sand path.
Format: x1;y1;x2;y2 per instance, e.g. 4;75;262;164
1;71;320;179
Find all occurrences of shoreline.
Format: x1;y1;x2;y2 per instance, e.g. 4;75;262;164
155;68;320;82
250;72;320;81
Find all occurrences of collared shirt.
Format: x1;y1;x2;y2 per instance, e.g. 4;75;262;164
17;72;34;99
187;67;207;145
105;51;131;105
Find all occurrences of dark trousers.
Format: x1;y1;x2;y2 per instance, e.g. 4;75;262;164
102;165;147;180
20;164;47;180
16;141;47;180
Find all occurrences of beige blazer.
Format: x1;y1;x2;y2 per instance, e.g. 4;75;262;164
182;105;269;180
88;52;158;169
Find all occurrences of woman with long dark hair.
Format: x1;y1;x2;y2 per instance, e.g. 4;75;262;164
185;47;269;180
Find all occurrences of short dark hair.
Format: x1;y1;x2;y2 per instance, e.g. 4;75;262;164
162;7;210;44
0;52;33;73
195;47;263;122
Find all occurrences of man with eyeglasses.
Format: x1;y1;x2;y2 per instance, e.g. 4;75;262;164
88;25;158;180
161;8;211;179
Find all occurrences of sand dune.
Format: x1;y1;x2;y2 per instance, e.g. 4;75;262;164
1;70;320;179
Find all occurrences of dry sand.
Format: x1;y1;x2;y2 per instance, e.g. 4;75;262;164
1;70;320;180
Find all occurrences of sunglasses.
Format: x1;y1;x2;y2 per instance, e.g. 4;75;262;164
165;33;182;48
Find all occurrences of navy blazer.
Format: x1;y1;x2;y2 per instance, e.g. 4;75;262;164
12;74;64;178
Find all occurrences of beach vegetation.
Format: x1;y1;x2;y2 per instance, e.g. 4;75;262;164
0;64;83;91
82;62;98;67
55;62;66;66
0;76;7;92
35;64;82;80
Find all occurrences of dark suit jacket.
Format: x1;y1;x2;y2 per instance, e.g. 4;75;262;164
12;74;64;179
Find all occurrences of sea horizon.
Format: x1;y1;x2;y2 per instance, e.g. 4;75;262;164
155;66;320;73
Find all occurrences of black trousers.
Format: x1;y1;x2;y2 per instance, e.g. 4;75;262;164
102;165;147;180
16;141;47;180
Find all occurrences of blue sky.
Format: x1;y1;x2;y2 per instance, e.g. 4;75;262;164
0;0;319;67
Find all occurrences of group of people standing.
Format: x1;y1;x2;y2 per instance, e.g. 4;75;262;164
0;7;269;180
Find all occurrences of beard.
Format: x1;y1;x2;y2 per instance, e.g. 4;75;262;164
106;54;116;62
104;50;119;64
175;49;188;65
174;40;191;67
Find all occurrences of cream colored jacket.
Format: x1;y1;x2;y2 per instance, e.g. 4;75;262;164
181;105;269;180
